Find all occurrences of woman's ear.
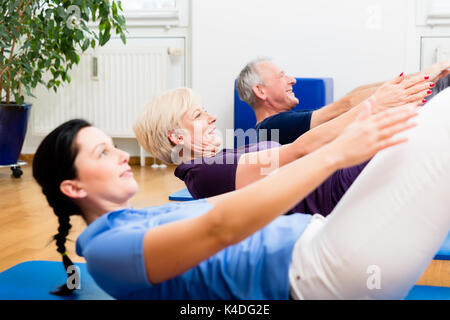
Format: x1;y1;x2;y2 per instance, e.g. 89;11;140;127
168;129;185;146
252;85;266;101
60;180;87;199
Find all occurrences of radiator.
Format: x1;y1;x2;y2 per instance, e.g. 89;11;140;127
32;46;169;138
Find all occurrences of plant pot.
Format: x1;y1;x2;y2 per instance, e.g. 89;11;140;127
0;103;31;165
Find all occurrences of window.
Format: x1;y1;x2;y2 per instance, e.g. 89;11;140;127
416;0;450;26
428;0;450;18
122;0;176;11
122;0;179;20
119;0;189;27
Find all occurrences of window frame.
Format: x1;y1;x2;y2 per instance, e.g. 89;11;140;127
121;0;189;27
416;0;450;26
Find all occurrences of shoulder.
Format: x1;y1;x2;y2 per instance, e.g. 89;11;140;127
75;210;152;298
257;110;313;128
174;162;197;180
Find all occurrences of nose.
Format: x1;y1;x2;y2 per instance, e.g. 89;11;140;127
287;76;296;85
118;149;130;164
207;113;217;124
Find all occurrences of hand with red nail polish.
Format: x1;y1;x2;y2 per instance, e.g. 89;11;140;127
420;59;450;83
371;73;435;111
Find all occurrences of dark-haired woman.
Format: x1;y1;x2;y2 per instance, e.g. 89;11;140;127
33;92;450;299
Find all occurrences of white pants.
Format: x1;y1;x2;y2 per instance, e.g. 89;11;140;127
289;88;450;300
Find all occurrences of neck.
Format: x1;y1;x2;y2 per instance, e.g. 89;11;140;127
180;144;221;162
81;200;131;225
253;101;280;125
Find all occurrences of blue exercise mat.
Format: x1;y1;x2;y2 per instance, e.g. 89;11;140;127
0;261;448;300
0;260;113;300
435;232;450;260
169;188;194;201
405;285;450;300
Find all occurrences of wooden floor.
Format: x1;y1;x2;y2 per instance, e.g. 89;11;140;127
0;163;185;273
0;163;448;287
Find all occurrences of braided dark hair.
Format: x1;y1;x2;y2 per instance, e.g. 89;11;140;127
33;119;91;296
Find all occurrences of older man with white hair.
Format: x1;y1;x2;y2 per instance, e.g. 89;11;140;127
236;58;450;144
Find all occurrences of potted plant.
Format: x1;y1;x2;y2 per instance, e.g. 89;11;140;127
0;0;127;177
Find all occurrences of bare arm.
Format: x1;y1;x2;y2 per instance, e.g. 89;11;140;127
411;59;450;83
311;58;450;128
142;105;418;284
310;73;432;128
309;82;384;128
235;74;431;188
235;101;364;189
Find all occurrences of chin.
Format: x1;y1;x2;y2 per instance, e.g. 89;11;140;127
289;99;299;109
125;179;139;197
204;134;222;148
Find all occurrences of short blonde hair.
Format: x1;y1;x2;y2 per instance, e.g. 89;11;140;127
133;87;202;164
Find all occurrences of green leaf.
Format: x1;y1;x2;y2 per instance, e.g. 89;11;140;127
81;38;90;51
112;2;118;16
75;29;84;42
57;6;67;20
120;31;126;45
15;95;24;106
66;50;79;64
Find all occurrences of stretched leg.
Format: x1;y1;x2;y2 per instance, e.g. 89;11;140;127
289;88;450;299
291;161;369;216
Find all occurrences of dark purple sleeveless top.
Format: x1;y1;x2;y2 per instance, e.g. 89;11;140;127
174;141;367;216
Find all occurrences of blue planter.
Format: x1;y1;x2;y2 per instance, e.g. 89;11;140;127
0;103;31;165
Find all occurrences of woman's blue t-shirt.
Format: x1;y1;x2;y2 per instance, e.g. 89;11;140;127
76;199;312;300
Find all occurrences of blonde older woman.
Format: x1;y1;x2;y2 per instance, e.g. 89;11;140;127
134;74;431;216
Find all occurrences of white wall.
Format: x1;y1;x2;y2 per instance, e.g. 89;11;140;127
191;0;417;148
21;0;450;155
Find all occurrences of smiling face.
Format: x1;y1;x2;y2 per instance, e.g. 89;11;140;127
257;61;299;111
70;126;138;208
177;104;223;158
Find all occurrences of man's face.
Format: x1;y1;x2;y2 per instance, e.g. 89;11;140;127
257;61;299;111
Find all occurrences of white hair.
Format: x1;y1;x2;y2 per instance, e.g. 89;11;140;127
236;57;272;108
133;87;202;164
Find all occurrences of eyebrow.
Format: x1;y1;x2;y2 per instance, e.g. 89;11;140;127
92;142;107;154
92;138;114;154
191;108;202;117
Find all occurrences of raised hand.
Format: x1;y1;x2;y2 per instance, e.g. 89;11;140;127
420;60;450;83
328;102;419;169
371;73;433;111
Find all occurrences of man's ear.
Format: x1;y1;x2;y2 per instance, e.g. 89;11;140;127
168;129;185;146
252;85;266;101
60;180;87;199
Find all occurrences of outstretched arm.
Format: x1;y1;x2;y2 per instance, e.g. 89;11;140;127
235;74;431;188
142;104;418;284
309;83;383;128
309;63;442;128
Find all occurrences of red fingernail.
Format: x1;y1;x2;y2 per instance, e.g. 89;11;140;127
427;90;432;94
422;99;427;103
399;72;404;77
430;83;435;88
424;76;430;80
